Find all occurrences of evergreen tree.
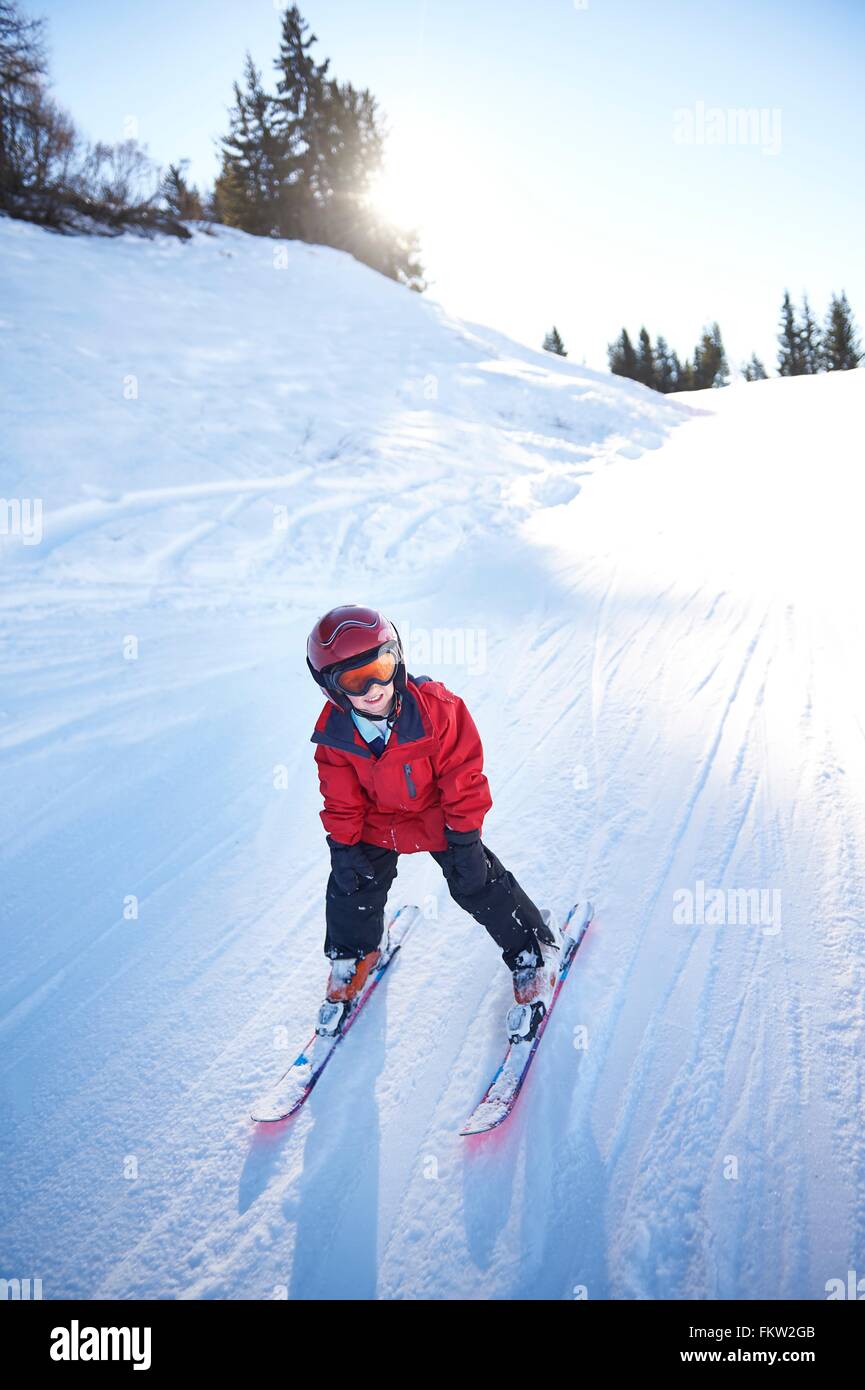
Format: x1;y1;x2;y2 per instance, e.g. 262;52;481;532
654;335;678;393
608;327;638;379
211;156;247;228
742;353;768;381
314;81;382;252
320;80;423;287
777;289;804;376
675;354;694;391
161;160;203;221
822;291;862;371
709;322;729;387
799;294;822;374
272;4;329;240
690;322;728;389
323;83;382;206
542;326;567;356
216;54;286;236
636;326;656;388
671;349;687;390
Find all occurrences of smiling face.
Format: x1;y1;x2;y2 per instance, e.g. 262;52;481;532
347;679;395;716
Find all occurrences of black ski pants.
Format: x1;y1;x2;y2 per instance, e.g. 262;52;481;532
324;840;549;971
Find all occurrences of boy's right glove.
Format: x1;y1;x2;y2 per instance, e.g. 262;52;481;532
326;835;376;894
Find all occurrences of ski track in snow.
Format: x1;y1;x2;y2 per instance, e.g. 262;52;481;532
1;218;864;1300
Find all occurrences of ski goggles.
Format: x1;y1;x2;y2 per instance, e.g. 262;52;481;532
328;642;399;696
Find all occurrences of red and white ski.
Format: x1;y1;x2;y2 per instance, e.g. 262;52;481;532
250;904;420;1123
459;901;594;1136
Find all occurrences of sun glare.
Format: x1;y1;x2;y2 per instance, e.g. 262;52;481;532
368;157;428;232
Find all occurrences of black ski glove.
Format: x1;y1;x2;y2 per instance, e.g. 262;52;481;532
443;827;488;896
326;836;376;894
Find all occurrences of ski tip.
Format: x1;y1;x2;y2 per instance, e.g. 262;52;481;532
391;902;422;925
251;1108;288;1124
567;900;594;931
251;1095;305;1123
459;899;596;1138
459;1115;502;1137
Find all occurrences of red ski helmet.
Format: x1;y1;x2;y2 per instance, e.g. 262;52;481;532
307;605;405;711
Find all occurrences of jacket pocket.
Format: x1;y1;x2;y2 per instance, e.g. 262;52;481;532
403;763;417;799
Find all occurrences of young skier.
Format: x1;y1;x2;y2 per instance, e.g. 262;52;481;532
306;604;559;1044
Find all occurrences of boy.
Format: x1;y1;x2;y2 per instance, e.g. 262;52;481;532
306;604;559;1045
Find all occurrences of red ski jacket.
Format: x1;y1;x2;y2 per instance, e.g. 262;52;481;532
311;676;492;853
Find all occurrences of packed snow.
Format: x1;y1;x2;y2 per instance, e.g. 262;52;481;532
1;215;863;1300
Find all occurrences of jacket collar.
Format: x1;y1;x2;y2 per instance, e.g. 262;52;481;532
311;677;433;757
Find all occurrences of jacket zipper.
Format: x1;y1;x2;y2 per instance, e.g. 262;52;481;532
403;763;417;799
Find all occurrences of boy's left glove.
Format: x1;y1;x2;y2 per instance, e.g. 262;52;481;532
326;836;376;894
443;826;488;896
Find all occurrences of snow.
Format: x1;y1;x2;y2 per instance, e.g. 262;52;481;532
1;214;864;1300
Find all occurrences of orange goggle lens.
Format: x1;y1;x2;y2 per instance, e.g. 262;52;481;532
334;650;398;694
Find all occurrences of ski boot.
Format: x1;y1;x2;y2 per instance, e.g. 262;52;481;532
316;947;382;1037
506;910;562;1044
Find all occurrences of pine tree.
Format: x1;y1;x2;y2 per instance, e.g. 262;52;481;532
608;328;638;380
542;326;567;356
216;54;286;236
654;335;678;392
690;322;728;389
799;295;822;374
709;321;729;387
636;326;657;388
777;289;804;376
822;291;862;371
675;353;693;391
211;156;246;227
314;81;382;252
742;353;768;381
161;160;203;221
272;4;329;240
319;80;423;287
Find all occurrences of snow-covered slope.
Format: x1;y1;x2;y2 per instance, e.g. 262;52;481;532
1;216;863;1300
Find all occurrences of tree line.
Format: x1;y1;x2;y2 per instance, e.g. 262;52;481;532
608;322;729;391
543;290;862;390
0;2;423;287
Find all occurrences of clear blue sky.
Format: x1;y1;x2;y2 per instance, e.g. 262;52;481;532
37;0;865;373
